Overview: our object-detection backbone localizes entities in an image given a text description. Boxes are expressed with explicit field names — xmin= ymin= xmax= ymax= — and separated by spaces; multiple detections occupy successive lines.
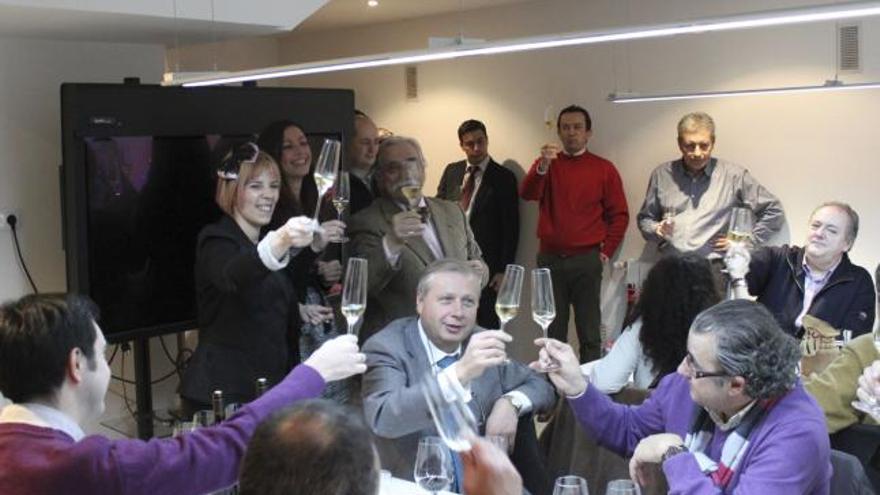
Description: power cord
xmin=7 ymin=215 xmax=38 ymax=294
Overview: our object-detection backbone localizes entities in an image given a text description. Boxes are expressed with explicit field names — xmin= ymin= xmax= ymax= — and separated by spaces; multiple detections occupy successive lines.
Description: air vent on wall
xmin=405 ymin=65 xmax=418 ymax=100
xmin=838 ymin=23 xmax=861 ymax=73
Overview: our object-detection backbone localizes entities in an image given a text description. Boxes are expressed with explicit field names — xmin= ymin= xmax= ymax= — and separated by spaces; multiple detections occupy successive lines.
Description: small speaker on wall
xmin=405 ymin=65 xmax=418 ymax=100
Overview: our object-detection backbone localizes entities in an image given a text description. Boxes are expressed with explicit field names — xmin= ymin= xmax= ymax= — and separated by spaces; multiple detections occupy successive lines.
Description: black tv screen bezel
xmin=60 ymin=83 xmax=354 ymax=343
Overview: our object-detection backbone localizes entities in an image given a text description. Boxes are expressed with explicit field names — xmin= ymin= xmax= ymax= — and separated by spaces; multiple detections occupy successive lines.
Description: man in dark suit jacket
xmin=348 ymin=136 xmax=488 ymax=340
xmin=437 ymin=120 xmax=520 ymax=329
xmin=362 ymin=259 xmax=555 ymax=494
xmin=346 ymin=110 xmax=379 ymax=215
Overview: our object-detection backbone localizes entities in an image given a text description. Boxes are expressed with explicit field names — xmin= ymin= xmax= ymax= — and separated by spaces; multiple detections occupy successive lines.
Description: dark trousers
xmin=477 ymin=286 xmax=501 ymax=329
xmin=538 ymin=249 xmax=602 ymax=363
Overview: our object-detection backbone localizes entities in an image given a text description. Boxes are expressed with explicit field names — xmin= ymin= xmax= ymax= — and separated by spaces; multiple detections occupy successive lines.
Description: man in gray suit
xmin=362 ymin=259 xmax=555 ymax=493
xmin=348 ymin=136 xmax=488 ymax=340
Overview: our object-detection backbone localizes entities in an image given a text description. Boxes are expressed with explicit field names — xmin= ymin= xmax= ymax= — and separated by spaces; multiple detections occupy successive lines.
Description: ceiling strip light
xmin=608 ymin=80 xmax=880 ymax=103
xmin=171 ymin=0 xmax=880 ymax=87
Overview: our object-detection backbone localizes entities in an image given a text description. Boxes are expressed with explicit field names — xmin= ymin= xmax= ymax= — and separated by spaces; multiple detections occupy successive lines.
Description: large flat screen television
xmin=61 ymin=83 xmax=354 ymax=343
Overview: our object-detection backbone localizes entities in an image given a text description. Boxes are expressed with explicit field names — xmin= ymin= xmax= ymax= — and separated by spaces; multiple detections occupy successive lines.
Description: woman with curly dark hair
xmin=590 ymin=253 xmax=721 ymax=393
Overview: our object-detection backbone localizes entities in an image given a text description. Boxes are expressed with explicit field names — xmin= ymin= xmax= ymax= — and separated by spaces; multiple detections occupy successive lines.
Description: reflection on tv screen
xmin=84 ymin=135 xmax=249 ymax=335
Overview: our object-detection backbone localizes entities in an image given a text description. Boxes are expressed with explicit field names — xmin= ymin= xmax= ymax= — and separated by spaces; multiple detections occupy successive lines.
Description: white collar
xmin=0 ymin=403 xmax=85 ymax=441
xmin=417 ymin=319 xmax=461 ymax=368
xmin=709 ymin=400 xmax=757 ymax=432
xmin=466 ymin=156 xmax=491 ymax=172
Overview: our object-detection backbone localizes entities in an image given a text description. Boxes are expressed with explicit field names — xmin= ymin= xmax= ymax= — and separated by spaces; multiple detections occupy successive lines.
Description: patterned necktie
xmin=459 ymin=165 xmax=478 ymax=211
xmin=435 ymin=353 xmax=464 ymax=493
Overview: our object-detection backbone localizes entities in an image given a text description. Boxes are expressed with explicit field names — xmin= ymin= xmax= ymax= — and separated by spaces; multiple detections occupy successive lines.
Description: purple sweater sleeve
xmin=106 ymin=364 xmax=325 ymax=495
xmin=567 ymin=380 xmax=667 ymax=457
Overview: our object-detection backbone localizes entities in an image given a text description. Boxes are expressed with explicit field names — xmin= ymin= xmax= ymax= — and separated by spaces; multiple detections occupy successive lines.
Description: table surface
xmin=381 ymin=475 xmax=455 ymax=495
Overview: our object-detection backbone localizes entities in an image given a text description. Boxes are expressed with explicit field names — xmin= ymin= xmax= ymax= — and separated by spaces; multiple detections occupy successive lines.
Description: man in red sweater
xmin=520 ymin=105 xmax=629 ymax=362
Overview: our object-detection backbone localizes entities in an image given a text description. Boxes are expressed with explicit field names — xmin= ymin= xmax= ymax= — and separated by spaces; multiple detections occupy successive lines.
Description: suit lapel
xmin=403 ymin=318 xmax=433 ymax=381
xmin=469 ymin=160 xmax=498 ymax=217
xmin=427 ymin=198 xmax=455 ymax=259
xmin=446 ymin=161 xmax=467 ymax=201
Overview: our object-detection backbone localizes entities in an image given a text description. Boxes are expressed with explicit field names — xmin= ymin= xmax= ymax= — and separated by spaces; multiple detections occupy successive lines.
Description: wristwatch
xmin=661 ymin=444 xmax=688 ymax=463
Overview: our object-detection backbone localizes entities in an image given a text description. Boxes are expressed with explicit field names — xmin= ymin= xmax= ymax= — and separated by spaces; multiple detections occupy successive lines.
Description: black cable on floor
xmin=7 ymin=215 xmax=38 ymax=294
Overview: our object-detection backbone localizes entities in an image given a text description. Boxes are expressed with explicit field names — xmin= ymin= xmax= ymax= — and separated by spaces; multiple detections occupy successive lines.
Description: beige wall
xmin=171 ymin=0 xmax=880 ymax=358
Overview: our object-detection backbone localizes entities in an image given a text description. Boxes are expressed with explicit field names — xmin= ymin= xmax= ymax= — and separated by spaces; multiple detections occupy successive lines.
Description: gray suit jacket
xmin=348 ymin=196 xmax=486 ymax=339
xmin=361 ymin=317 xmax=556 ymax=481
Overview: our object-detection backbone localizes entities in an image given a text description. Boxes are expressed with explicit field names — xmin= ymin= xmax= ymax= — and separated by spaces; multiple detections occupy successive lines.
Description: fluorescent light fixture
xmin=608 ymin=80 xmax=880 ymax=102
xmin=170 ymin=0 xmax=880 ymax=87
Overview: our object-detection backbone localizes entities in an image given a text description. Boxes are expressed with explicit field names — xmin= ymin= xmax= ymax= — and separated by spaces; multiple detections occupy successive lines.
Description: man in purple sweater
xmin=534 ymin=299 xmax=832 ymax=494
xmin=0 ymin=293 xmax=367 ymax=495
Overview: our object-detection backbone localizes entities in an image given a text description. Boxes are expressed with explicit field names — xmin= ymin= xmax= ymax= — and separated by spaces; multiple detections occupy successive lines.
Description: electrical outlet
xmin=0 ymin=210 xmax=19 ymax=231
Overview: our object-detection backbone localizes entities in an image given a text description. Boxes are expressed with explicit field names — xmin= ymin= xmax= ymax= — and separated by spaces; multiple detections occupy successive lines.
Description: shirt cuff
xmin=381 ymin=236 xmax=403 ymax=267
xmin=257 ymin=231 xmax=291 ymax=271
xmin=503 ymin=391 xmax=533 ymax=416
xmin=438 ymin=363 xmax=472 ymax=403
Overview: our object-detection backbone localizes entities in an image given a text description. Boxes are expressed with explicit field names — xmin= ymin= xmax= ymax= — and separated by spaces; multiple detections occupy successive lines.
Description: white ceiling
xmin=0 ymin=0 xmax=536 ymax=45
xmin=296 ymin=0 xmax=537 ymax=33
xmin=0 ymin=0 xmax=327 ymax=45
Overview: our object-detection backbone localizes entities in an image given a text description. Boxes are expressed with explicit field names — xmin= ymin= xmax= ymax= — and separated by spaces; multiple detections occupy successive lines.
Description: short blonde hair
xmin=215 ymin=150 xmax=280 ymax=216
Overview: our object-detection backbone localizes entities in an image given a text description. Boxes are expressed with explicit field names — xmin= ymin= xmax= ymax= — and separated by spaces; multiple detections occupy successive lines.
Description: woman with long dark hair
xmin=257 ymin=121 xmax=352 ymax=401
xmin=590 ymin=253 xmax=721 ymax=393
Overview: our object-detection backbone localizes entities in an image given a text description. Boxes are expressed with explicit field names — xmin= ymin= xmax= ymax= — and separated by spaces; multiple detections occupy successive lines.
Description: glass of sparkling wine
xmin=341 ymin=257 xmax=367 ymax=335
xmin=421 ymin=374 xmax=478 ymax=453
xmin=553 ymin=475 xmax=589 ymax=495
xmin=532 ymin=268 xmax=558 ymax=371
xmin=496 ymin=264 xmax=524 ymax=335
xmin=414 ymin=436 xmax=454 ymax=495
xmin=332 ymin=171 xmax=350 ymax=242
xmin=312 ymin=139 xmax=341 ymax=221
xmin=727 ymin=207 xmax=753 ymax=244
xmin=852 ymin=329 xmax=880 ymax=417
xmin=399 ymin=180 xmax=422 ymax=211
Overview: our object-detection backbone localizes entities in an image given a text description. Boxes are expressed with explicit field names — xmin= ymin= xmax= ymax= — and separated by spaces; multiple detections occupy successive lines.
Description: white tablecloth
xmin=380 ymin=475 xmax=455 ymax=495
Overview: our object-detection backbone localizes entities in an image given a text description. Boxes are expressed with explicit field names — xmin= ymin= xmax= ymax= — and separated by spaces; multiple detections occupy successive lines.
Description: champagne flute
xmin=312 ymin=139 xmax=341 ymax=222
xmin=727 ymin=207 xmax=753 ymax=244
xmin=414 ymin=436 xmax=454 ymax=495
xmin=495 ymin=264 xmax=524 ymax=334
xmin=341 ymin=257 xmax=368 ymax=336
xmin=852 ymin=328 xmax=880 ymax=416
xmin=606 ymin=479 xmax=640 ymax=495
xmin=553 ymin=475 xmax=589 ymax=495
xmin=532 ymin=268 xmax=559 ymax=371
xmin=332 ymin=171 xmax=350 ymax=242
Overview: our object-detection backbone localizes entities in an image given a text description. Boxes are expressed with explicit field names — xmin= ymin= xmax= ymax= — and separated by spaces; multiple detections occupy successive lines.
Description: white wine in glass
xmin=332 ymin=171 xmax=350 ymax=219
xmin=726 ymin=207 xmax=753 ymax=244
xmin=312 ymin=139 xmax=341 ymax=221
xmin=495 ymin=264 xmax=524 ymax=334
xmin=532 ymin=268 xmax=558 ymax=371
xmin=400 ymin=182 xmax=422 ymax=210
xmin=341 ymin=257 xmax=368 ymax=336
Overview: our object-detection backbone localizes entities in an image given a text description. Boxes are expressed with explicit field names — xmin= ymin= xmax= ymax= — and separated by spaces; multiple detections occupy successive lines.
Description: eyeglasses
xmin=684 ymin=353 xmax=730 ymax=380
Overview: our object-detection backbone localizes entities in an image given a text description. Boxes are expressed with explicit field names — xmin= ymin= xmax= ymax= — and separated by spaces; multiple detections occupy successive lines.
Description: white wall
xmin=0 ymin=36 xmax=164 ymax=301
xmin=171 ymin=0 xmax=880 ymax=358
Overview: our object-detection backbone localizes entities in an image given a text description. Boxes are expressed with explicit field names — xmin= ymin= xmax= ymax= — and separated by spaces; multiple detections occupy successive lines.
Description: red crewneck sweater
xmin=520 ymin=150 xmax=629 ymax=258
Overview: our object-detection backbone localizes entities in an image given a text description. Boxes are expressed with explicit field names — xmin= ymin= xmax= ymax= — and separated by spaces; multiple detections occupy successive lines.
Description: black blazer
xmin=349 ymin=173 xmax=374 ymax=216
xmin=437 ymin=159 xmax=519 ymax=276
xmin=180 ymin=215 xmax=299 ymax=404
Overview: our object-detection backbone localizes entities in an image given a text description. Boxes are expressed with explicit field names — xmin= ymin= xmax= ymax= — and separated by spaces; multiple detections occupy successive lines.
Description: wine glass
xmin=606 ymin=479 xmax=640 ymax=495
xmin=851 ymin=329 xmax=880 ymax=416
xmin=399 ymin=179 xmax=422 ymax=211
xmin=414 ymin=436 xmax=454 ymax=495
xmin=341 ymin=257 xmax=368 ymax=335
xmin=495 ymin=265 xmax=524 ymax=334
xmin=191 ymin=410 xmax=215 ymax=429
xmin=312 ymin=139 xmax=341 ymax=221
xmin=332 ymin=171 xmax=350 ymax=242
xmin=727 ymin=207 xmax=753 ymax=244
xmin=532 ymin=268 xmax=559 ymax=371
xmin=553 ymin=475 xmax=589 ymax=495
xmin=420 ymin=374 xmax=478 ymax=453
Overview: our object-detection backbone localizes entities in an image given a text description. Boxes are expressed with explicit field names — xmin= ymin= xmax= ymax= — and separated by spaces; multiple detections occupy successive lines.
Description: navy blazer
xmin=746 ymin=245 xmax=876 ymax=337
